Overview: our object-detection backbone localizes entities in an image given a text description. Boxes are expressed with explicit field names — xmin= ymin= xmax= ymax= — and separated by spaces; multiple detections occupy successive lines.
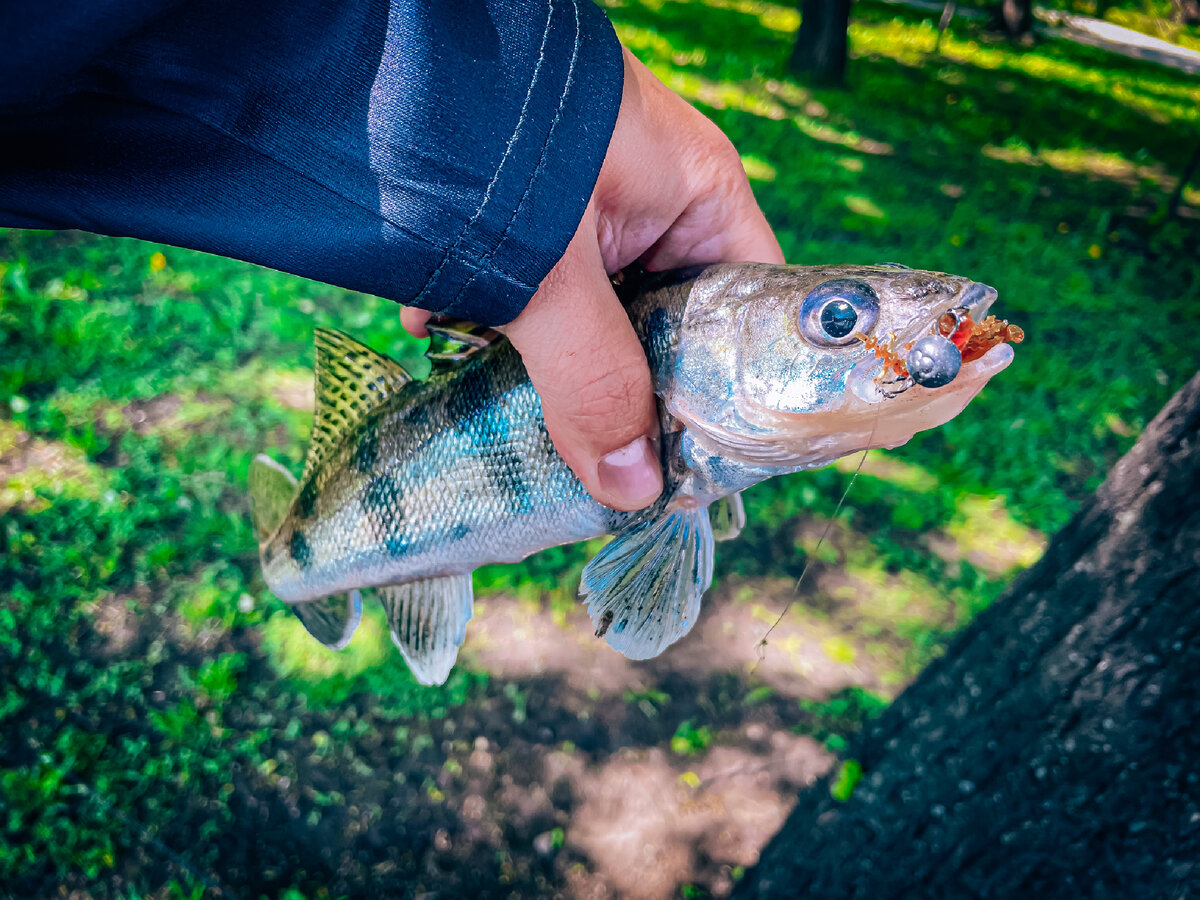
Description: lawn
xmin=1 ymin=1 xmax=1197 ymax=897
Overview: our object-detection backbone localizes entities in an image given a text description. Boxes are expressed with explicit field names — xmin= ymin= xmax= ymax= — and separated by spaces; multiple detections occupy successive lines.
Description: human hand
xmin=402 ymin=47 xmax=782 ymax=511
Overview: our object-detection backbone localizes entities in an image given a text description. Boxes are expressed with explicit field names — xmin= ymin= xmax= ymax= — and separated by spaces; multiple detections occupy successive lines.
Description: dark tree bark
xmin=789 ymin=0 xmax=853 ymax=86
xmin=735 ymin=370 xmax=1200 ymax=899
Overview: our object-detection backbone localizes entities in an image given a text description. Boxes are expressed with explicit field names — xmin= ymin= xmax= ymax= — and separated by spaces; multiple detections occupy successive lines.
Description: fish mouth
xmin=847 ymin=280 xmax=1002 ymax=402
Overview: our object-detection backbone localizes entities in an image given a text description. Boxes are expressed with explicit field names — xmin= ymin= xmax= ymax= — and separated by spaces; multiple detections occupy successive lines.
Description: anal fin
xmin=291 ymin=589 xmax=363 ymax=651
xmin=379 ymin=575 xmax=474 ymax=686
xmin=580 ymin=499 xmax=715 ymax=660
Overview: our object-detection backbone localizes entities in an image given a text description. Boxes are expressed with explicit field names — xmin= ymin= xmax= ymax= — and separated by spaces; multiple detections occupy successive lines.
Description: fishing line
xmin=751 ymin=408 xmax=881 ymax=669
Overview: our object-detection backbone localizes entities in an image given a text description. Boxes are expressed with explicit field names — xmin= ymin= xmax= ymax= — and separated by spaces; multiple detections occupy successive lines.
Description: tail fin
xmin=249 ymin=454 xmax=297 ymax=541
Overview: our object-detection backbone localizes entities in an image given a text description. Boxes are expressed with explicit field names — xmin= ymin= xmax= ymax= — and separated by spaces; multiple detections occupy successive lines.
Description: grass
xmin=2 ymin=0 xmax=1198 ymax=895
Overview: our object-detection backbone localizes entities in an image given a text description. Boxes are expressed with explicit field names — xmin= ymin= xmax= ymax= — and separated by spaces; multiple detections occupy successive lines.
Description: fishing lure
xmin=250 ymin=263 xmax=1021 ymax=684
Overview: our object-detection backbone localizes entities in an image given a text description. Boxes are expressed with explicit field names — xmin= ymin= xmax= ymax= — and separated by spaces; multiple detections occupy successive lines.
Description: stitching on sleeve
xmin=410 ymin=0 xmax=556 ymax=310
xmin=444 ymin=0 xmax=582 ymax=312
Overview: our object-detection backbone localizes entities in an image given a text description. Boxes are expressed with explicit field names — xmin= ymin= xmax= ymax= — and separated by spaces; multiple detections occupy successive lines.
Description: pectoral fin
xmin=580 ymin=500 xmax=715 ymax=660
xmin=379 ymin=575 xmax=474 ymax=686
xmin=709 ymin=492 xmax=745 ymax=542
xmin=290 ymin=590 xmax=363 ymax=650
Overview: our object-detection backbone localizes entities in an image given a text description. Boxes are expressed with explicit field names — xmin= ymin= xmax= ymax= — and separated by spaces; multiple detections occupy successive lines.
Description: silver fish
xmin=250 ymin=263 xmax=1018 ymax=685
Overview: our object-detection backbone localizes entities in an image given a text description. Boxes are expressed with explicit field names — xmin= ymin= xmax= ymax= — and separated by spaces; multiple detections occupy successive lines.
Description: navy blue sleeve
xmin=0 ymin=0 xmax=624 ymax=326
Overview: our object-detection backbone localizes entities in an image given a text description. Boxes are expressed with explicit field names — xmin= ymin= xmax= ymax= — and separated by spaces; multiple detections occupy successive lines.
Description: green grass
xmin=2 ymin=0 xmax=1199 ymax=894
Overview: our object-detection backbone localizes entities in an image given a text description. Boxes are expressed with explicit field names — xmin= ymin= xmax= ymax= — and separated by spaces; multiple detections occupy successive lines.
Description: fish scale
xmin=292 ymin=340 xmax=614 ymax=599
xmin=251 ymin=263 xmax=1021 ymax=684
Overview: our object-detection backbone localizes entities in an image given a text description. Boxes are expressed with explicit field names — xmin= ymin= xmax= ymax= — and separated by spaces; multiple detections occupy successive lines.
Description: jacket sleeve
xmin=0 ymin=0 xmax=624 ymax=326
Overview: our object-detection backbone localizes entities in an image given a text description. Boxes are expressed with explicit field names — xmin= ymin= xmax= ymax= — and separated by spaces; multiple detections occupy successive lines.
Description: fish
xmin=249 ymin=263 xmax=1021 ymax=685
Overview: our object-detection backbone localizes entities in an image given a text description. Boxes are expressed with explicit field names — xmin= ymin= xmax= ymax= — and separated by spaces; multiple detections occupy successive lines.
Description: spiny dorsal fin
xmin=424 ymin=316 xmax=502 ymax=363
xmin=249 ymin=453 xmax=298 ymax=541
xmin=305 ymin=329 xmax=413 ymax=480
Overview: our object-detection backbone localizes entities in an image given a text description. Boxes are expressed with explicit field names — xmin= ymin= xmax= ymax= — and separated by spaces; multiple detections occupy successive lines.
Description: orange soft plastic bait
xmin=938 ymin=311 xmax=1025 ymax=363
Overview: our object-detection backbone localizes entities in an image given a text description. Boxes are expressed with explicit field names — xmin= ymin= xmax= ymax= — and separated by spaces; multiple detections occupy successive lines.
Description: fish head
xmin=669 ymin=263 xmax=1016 ymax=468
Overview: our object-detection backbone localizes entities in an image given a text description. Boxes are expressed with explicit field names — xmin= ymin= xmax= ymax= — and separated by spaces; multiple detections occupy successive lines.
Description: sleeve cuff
xmin=400 ymin=0 xmax=625 ymax=325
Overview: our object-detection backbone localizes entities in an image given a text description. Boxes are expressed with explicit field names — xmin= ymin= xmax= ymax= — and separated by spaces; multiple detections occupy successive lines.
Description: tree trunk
xmin=735 ymin=370 xmax=1200 ymax=899
xmin=998 ymin=0 xmax=1033 ymax=38
xmin=789 ymin=0 xmax=853 ymax=86
xmin=1172 ymin=0 xmax=1200 ymax=26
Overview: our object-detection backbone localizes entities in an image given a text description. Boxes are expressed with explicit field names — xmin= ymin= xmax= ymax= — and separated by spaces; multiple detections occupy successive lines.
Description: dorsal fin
xmin=304 ymin=329 xmax=413 ymax=480
xmin=424 ymin=316 xmax=502 ymax=363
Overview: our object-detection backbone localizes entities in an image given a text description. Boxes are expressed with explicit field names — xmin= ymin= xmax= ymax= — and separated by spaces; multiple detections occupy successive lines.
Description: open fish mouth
xmin=848 ymin=280 xmax=1020 ymax=402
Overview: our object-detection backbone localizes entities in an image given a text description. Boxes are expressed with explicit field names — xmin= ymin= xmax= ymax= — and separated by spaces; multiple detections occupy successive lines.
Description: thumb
xmin=503 ymin=207 xmax=663 ymax=512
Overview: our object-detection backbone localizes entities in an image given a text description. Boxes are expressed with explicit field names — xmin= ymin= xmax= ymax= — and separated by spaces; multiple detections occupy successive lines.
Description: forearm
xmin=0 ymin=0 xmax=624 ymax=325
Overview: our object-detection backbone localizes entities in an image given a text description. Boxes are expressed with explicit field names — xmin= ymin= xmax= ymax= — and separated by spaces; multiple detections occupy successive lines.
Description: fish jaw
xmin=845 ymin=340 xmax=1014 ymax=451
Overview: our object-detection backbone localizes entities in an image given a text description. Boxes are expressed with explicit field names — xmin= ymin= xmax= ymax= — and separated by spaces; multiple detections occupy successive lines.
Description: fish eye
xmin=798 ymin=279 xmax=880 ymax=347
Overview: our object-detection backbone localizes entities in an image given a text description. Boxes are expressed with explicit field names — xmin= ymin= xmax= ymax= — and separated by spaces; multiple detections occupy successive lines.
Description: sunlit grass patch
xmin=693 ymin=0 xmax=799 ymax=32
xmin=263 ymin=602 xmax=391 ymax=683
xmin=934 ymin=494 xmax=1046 ymax=575
xmin=0 ymin=417 xmax=112 ymax=512
xmin=1102 ymin=6 xmax=1200 ymax=52
xmin=983 ymin=141 xmax=1200 ymax=200
xmin=741 ymin=153 xmax=779 ymax=181
xmin=834 ymin=450 xmax=938 ymax=493
xmin=853 ymin=13 xmax=1200 ymax=125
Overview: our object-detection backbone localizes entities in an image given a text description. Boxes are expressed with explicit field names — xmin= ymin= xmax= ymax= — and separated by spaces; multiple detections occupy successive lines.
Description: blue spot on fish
xmin=443 ymin=360 xmax=533 ymax=515
xmin=363 ymin=475 xmax=400 ymax=516
xmin=290 ymin=530 xmax=312 ymax=568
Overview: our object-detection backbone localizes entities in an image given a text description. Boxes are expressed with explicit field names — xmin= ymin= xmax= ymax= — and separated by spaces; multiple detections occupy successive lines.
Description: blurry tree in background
xmin=1172 ymin=0 xmax=1200 ymax=23
xmin=789 ymin=0 xmax=853 ymax=84
xmin=793 ymin=0 xmax=1038 ymax=87
xmin=997 ymin=0 xmax=1034 ymax=36
xmin=735 ymin=371 xmax=1200 ymax=898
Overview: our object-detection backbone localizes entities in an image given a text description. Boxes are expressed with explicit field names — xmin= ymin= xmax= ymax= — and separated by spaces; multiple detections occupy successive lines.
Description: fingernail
xmin=597 ymin=436 xmax=662 ymax=508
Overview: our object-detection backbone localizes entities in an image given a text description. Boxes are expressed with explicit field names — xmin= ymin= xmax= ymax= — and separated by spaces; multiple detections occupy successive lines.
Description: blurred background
xmin=1 ymin=0 xmax=1198 ymax=896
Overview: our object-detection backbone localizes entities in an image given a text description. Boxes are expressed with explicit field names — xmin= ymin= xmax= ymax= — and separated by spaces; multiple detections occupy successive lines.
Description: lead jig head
xmin=906 ymin=334 xmax=962 ymax=388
